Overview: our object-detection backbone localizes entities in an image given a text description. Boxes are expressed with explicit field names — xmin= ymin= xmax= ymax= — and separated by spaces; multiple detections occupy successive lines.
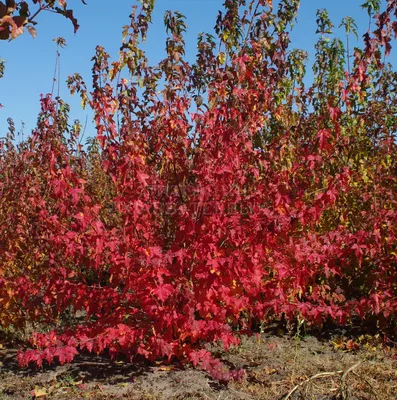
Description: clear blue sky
xmin=0 ymin=0 xmax=393 ymax=139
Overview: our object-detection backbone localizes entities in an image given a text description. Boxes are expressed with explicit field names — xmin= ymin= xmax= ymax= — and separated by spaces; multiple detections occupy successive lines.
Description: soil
xmin=1 ymin=332 xmax=396 ymax=400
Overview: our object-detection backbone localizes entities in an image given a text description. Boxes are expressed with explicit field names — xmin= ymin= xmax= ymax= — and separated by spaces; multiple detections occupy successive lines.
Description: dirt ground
xmin=1 ymin=331 xmax=397 ymax=400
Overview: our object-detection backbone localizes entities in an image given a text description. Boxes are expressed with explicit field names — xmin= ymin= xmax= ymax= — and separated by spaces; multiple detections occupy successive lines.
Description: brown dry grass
xmin=1 ymin=333 xmax=396 ymax=400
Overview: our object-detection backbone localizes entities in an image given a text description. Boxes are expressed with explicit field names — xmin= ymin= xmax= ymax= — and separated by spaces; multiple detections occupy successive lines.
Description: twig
xmin=283 ymin=361 xmax=362 ymax=400
xmin=28 ymin=5 xmax=47 ymax=24
xmin=340 ymin=361 xmax=363 ymax=400
xmin=96 ymin=384 xmax=104 ymax=394
xmin=283 ymin=371 xmax=342 ymax=399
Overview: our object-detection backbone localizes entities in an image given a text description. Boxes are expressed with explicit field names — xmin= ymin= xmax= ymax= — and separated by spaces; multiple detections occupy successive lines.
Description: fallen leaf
xmin=264 ymin=367 xmax=277 ymax=375
xmin=30 ymin=387 xmax=47 ymax=398
xmin=159 ymin=365 xmax=175 ymax=371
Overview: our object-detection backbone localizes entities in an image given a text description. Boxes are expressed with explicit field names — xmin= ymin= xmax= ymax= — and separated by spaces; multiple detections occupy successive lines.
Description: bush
xmin=0 ymin=0 xmax=396 ymax=381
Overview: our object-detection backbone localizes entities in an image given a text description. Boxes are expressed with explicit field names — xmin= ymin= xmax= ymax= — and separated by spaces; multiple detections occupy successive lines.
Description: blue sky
xmin=0 ymin=0 xmax=393 ymax=139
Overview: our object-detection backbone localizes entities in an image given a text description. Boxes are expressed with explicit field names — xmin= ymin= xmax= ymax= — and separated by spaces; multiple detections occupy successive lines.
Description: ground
xmin=1 ymin=330 xmax=396 ymax=400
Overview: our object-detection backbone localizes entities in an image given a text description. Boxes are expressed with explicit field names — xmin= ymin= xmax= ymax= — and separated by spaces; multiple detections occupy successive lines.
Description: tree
xmin=0 ymin=0 xmax=396 ymax=381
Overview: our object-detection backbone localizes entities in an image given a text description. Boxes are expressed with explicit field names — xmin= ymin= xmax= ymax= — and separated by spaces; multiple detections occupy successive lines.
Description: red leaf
xmin=153 ymin=284 xmax=175 ymax=302
xmin=316 ymin=129 xmax=332 ymax=151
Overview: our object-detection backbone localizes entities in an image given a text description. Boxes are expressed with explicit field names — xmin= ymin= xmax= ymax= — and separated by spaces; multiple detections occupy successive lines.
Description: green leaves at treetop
xmin=361 ymin=0 xmax=381 ymax=17
xmin=339 ymin=16 xmax=358 ymax=39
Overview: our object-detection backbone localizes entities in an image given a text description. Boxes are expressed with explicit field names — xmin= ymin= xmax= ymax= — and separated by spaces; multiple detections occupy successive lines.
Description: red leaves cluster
xmin=1 ymin=0 xmax=397 ymax=381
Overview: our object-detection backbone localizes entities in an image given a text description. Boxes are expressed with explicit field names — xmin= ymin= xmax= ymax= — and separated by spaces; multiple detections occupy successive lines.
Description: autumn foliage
xmin=0 ymin=0 xmax=396 ymax=381
xmin=0 ymin=0 xmax=85 ymax=40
